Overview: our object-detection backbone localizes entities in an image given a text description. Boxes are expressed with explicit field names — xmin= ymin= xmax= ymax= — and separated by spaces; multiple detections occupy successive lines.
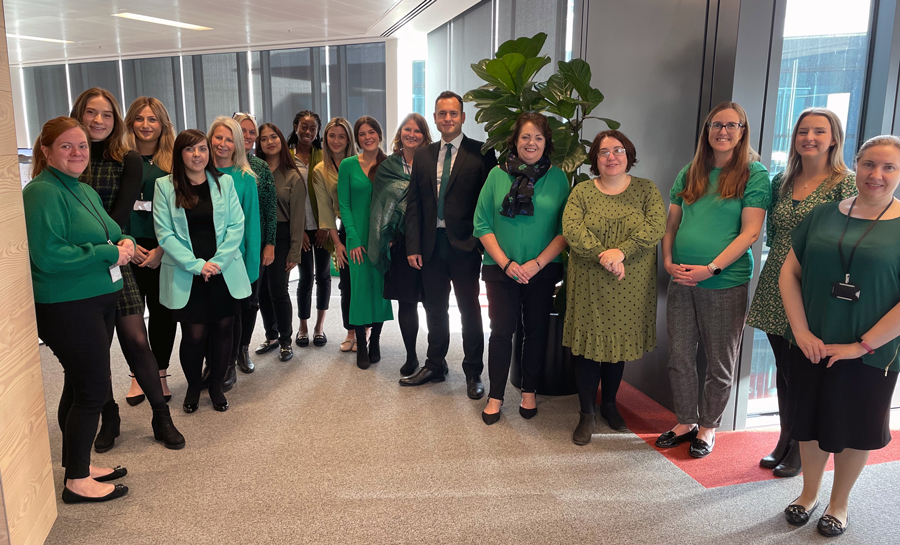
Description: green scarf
xmin=368 ymin=153 xmax=410 ymax=274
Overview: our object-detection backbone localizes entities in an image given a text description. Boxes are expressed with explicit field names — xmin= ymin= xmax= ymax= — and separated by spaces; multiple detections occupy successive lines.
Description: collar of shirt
xmin=441 ymin=133 xmax=464 ymax=151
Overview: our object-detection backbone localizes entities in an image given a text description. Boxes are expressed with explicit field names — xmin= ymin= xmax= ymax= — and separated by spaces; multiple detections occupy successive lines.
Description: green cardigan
xmin=24 ymin=167 xmax=134 ymax=304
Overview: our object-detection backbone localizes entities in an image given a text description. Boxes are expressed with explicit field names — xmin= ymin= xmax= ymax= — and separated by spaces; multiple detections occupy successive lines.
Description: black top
xmin=81 ymin=140 xmax=143 ymax=228
xmin=185 ymin=182 xmax=217 ymax=261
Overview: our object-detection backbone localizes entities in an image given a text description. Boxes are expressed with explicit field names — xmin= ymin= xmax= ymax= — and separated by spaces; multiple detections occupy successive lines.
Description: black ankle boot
xmin=599 ymin=402 xmax=627 ymax=431
xmin=368 ymin=337 xmax=381 ymax=364
xmin=760 ymin=430 xmax=792 ymax=468
xmin=773 ymin=440 xmax=802 ymax=477
xmin=222 ymin=361 xmax=237 ymax=393
xmin=151 ymin=407 xmax=185 ymax=450
xmin=94 ymin=400 xmax=121 ymax=453
xmin=237 ymin=345 xmax=255 ymax=373
xmin=573 ymin=412 xmax=595 ymax=445
xmin=356 ymin=343 xmax=371 ymax=370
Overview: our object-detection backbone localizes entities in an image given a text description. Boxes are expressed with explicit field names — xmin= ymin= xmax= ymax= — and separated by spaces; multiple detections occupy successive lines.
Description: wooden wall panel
xmin=0 ymin=1 xmax=59 ymax=543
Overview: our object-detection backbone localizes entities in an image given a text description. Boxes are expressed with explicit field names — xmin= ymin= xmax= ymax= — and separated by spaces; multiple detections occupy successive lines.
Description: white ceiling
xmin=3 ymin=0 xmax=473 ymax=66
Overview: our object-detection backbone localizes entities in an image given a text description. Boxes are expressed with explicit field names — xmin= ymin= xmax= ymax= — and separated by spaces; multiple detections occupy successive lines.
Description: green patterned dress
xmin=562 ymin=177 xmax=666 ymax=362
xmin=747 ymin=171 xmax=857 ymax=336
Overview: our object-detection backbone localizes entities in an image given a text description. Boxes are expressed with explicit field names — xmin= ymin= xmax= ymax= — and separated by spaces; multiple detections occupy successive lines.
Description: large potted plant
xmin=464 ymin=32 xmax=618 ymax=395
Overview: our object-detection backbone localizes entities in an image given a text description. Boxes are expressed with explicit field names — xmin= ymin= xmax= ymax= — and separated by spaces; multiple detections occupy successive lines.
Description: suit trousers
xmin=421 ymin=229 xmax=484 ymax=377
xmin=259 ymin=222 xmax=294 ymax=343
xmin=666 ymin=280 xmax=748 ymax=429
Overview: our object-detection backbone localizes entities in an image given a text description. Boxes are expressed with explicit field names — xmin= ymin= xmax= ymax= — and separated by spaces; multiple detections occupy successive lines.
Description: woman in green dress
xmin=779 ymin=135 xmax=900 ymax=537
xmin=747 ymin=108 xmax=856 ymax=478
xmin=563 ymin=130 xmax=666 ymax=443
xmin=338 ymin=116 xmax=394 ymax=369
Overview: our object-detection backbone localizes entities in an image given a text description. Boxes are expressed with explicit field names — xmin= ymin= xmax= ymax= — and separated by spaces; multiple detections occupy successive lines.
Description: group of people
xmin=22 ymin=86 xmax=899 ymax=539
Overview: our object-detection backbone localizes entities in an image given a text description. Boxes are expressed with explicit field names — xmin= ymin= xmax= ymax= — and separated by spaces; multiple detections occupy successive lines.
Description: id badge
xmin=831 ymin=281 xmax=860 ymax=302
xmin=133 ymin=200 xmax=152 ymax=212
xmin=110 ymin=265 xmax=122 ymax=283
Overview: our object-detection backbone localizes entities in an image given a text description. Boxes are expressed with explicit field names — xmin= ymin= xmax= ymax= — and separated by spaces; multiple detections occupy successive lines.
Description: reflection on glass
xmin=748 ymin=0 xmax=872 ymax=419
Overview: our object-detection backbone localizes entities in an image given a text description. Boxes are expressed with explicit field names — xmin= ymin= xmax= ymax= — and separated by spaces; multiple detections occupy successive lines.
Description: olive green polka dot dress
xmin=562 ymin=177 xmax=666 ymax=362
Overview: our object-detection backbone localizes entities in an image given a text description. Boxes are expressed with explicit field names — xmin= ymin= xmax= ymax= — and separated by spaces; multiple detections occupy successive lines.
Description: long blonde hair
xmin=322 ymin=117 xmax=356 ymax=174
xmin=31 ymin=117 xmax=89 ymax=178
xmin=780 ymin=107 xmax=851 ymax=197
xmin=208 ymin=116 xmax=256 ymax=179
xmin=680 ymin=102 xmax=760 ymax=205
xmin=124 ymin=97 xmax=175 ymax=173
xmin=70 ymin=87 xmax=129 ymax=162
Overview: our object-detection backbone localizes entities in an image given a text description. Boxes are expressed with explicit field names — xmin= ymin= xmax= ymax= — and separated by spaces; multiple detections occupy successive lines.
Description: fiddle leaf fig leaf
xmin=496 ymin=33 xmax=547 ymax=59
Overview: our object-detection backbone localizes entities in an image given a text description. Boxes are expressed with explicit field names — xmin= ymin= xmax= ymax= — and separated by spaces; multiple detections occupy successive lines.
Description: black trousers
xmin=297 ymin=228 xmax=332 ymax=320
xmin=484 ymin=264 xmax=558 ymax=400
xmin=421 ymin=229 xmax=484 ymax=377
xmin=767 ymin=333 xmax=793 ymax=441
xmin=338 ymin=225 xmax=351 ymax=331
xmin=36 ymin=292 xmax=118 ymax=480
xmin=130 ymin=239 xmax=176 ymax=369
xmin=260 ymin=222 xmax=294 ymax=343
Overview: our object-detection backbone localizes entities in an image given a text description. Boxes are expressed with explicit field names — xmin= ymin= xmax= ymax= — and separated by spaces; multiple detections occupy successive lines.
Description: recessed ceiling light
xmin=7 ymin=34 xmax=75 ymax=44
xmin=111 ymin=12 xmax=213 ymax=31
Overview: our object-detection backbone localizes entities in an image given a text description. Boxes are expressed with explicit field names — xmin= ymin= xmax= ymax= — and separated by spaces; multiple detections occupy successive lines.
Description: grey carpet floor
xmin=38 ymin=297 xmax=900 ymax=545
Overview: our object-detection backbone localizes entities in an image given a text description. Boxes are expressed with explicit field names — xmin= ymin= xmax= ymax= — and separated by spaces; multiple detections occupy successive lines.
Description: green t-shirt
xmin=786 ymin=202 xmax=900 ymax=373
xmin=128 ymin=155 xmax=168 ymax=240
xmin=669 ymin=161 xmax=771 ymax=289
xmin=473 ymin=165 xmax=570 ymax=266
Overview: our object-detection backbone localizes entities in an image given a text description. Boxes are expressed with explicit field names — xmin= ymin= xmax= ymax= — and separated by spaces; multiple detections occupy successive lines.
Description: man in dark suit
xmin=400 ymin=91 xmax=497 ymax=399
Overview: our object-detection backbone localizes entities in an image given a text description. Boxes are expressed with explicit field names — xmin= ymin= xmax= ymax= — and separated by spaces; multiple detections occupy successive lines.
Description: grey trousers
xmin=666 ymin=280 xmax=748 ymax=429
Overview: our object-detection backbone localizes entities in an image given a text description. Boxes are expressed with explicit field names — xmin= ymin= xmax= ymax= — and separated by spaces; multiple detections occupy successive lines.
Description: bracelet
xmin=859 ymin=338 xmax=875 ymax=355
xmin=534 ymin=258 xmax=542 ymax=269
xmin=503 ymin=258 xmax=514 ymax=273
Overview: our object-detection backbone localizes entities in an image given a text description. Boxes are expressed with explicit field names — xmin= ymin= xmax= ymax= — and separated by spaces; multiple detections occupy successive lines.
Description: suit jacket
xmin=153 ymin=172 xmax=252 ymax=310
xmin=406 ymin=135 xmax=497 ymax=261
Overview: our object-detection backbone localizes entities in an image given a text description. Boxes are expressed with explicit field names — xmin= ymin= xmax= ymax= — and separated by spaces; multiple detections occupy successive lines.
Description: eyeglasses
xmin=232 ymin=112 xmax=256 ymax=121
xmin=708 ymin=122 xmax=744 ymax=133
xmin=598 ymin=147 xmax=626 ymax=158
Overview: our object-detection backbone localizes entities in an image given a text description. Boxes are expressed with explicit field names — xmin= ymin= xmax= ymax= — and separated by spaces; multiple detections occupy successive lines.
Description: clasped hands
xmin=505 ymin=260 xmax=541 ymax=284
xmin=200 ymin=261 xmax=221 ymax=281
xmin=130 ymin=244 xmax=163 ymax=269
xmin=599 ymin=248 xmax=625 ymax=281
xmin=793 ymin=329 xmax=868 ymax=367
xmin=115 ymin=239 xmax=135 ymax=266
xmin=666 ymin=262 xmax=713 ymax=286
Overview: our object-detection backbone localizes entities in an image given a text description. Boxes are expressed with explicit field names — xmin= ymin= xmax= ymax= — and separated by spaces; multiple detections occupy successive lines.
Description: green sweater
xmin=24 ymin=167 xmax=134 ymax=304
xmin=128 ymin=155 xmax=168 ymax=239
xmin=219 ymin=165 xmax=262 ymax=283
xmin=473 ymin=165 xmax=569 ymax=265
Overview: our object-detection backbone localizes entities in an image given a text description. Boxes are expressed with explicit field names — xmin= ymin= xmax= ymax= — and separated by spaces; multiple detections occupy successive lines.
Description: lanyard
xmin=50 ymin=170 xmax=113 ymax=245
xmin=330 ymin=155 xmax=340 ymax=173
xmin=837 ymin=197 xmax=893 ymax=282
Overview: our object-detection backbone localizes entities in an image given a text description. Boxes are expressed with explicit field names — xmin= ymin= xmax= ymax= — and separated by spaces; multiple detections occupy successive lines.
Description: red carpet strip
xmin=614 ymin=382 xmax=900 ymax=489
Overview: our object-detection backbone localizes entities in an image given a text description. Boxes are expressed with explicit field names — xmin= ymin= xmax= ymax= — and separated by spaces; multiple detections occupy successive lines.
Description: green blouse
xmin=747 ymin=171 xmax=857 ymax=336
xmin=248 ymin=154 xmax=277 ymax=247
xmin=473 ymin=165 xmax=569 ymax=266
xmin=786 ymin=202 xmax=900 ymax=373
xmin=670 ymin=161 xmax=771 ymax=289
xmin=128 ymin=156 xmax=168 ymax=239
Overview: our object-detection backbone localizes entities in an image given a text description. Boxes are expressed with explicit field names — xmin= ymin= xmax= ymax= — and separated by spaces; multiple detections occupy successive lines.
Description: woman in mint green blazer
xmin=153 ymin=129 xmax=250 ymax=414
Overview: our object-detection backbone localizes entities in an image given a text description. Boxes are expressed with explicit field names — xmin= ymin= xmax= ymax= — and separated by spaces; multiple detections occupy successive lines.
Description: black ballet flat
xmin=213 ymin=401 xmax=229 ymax=412
xmin=62 ymin=484 xmax=128 ymax=504
xmin=94 ymin=466 xmax=128 ymax=483
xmin=313 ymin=333 xmax=327 ymax=347
xmin=817 ymin=513 xmax=848 ymax=537
xmin=784 ymin=500 xmax=818 ymax=526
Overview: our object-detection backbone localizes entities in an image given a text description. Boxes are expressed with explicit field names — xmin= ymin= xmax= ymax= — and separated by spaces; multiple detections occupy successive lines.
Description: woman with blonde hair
xmin=208 ymin=116 xmax=264 ymax=370
xmin=71 ymin=88 xmax=184 ymax=452
xmin=311 ymin=117 xmax=358 ymax=351
xmin=748 ymin=108 xmax=856 ymax=478
xmin=369 ymin=113 xmax=432 ymax=375
xmin=656 ymin=102 xmax=770 ymax=458
xmin=122 ymin=96 xmax=177 ymax=406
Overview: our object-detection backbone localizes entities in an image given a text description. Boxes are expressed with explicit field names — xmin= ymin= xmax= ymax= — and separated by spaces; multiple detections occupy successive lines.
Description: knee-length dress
xmin=562 ymin=177 xmax=666 ymax=362
xmin=337 ymin=155 xmax=393 ymax=326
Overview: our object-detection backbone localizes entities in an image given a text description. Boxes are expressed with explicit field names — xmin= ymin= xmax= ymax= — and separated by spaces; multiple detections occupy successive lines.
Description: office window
xmin=68 ymin=61 xmax=121 ymax=106
xmin=121 ymin=58 xmax=179 ymax=128
xmin=412 ymin=61 xmax=426 ymax=115
xmin=747 ymin=0 xmax=873 ymax=418
xmin=450 ymin=0 xmax=493 ymax=140
xmin=345 ymin=43 xmax=386 ymax=127
xmin=22 ymin=65 xmax=69 ymax=142
xmin=269 ymin=47 xmax=314 ymax=130
xmin=199 ymin=53 xmax=241 ymax=131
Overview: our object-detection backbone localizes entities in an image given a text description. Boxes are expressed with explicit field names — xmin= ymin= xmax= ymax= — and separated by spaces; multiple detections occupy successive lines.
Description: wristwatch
xmin=707 ymin=262 xmax=722 ymax=276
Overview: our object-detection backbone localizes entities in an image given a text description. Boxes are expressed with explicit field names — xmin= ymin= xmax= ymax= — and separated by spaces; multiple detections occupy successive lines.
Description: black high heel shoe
xmin=482 ymin=400 xmax=503 ymax=425
xmin=125 ymin=374 xmax=145 ymax=406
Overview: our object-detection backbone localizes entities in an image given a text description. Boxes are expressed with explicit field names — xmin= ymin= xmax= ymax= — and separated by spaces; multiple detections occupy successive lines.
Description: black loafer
xmin=93 ymin=466 xmax=128 ymax=483
xmin=62 ymin=484 xmax=128 ymax=504
xmin=466 ymin=375 xmax=485 ymax=400
xmin=655 ymin=427 xmax=698 ymax=448
xmin=313 ymin=333 xmax=327 ymax=347
xmin=295 ymin=333 xmax=310 ymax=347
xmin=784 ymin=500 xmax=818 ymax=526
xmin=689 ymin=435 xmax=715 ymax=458
xmin=817 ymin=513 xmax=847 ymax=537
xmin=279 ymin=343 xmax=293 ymax=362
xmin=255 ymin=339 xmax=279 ymax=354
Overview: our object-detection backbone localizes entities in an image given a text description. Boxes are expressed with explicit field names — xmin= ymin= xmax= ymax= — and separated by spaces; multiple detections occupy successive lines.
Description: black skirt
xmin=383 ymin=237 xmax=424 ymax=303
xmin=787 ymin=344 xmax=897 ymax=453
xmin=172 ymin=275 xmax=241 ymax=324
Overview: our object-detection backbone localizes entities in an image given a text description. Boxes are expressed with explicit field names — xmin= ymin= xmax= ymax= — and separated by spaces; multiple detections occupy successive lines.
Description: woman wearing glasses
xmin=564 ymin=130 xmax=666 ymax=443
xmin=232 ymin=112 xmax=277 ymax=370
xmin=655 ymin=102 xmax=770 ymax=458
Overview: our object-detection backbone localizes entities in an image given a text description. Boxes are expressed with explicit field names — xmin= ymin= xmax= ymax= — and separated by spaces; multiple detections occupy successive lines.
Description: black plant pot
xmin=509 ymin=312 xmax=577 ymax=396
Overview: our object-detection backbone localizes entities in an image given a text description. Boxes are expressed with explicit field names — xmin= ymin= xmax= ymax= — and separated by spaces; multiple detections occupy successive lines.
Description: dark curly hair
xmin=288 ymin=110 xmax=322 ymax=150
xmin=506 ymin=112 xmax=554 ymax=159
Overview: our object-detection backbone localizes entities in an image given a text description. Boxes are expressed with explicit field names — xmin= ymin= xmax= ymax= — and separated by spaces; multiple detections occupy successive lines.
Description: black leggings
xmin=37 ymin=292 xmax=118 ymax=480
xmin=114 ymin=313 xmax=167 ymax=409
xmin=337 ymin=226 xmax=351 ymax=331
xmin=575 ymin=355 xmax=625 ymax=414
xmin=260 ymin=222 xmax=294 ymax=343
xmin=766 ymin=333 xmax=793 ymax=440
xmin=131 ymin=239 xmax=176 ymax=369
xmin=297 ymin=229 xmax=332 ymax=319
xmin=232 ymin=280 xmax=258 ymax=359
xmin=180 ymin=316 xmax=234 ymax=405
xmin=398 ymin=301 xmax=419 ymax=363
